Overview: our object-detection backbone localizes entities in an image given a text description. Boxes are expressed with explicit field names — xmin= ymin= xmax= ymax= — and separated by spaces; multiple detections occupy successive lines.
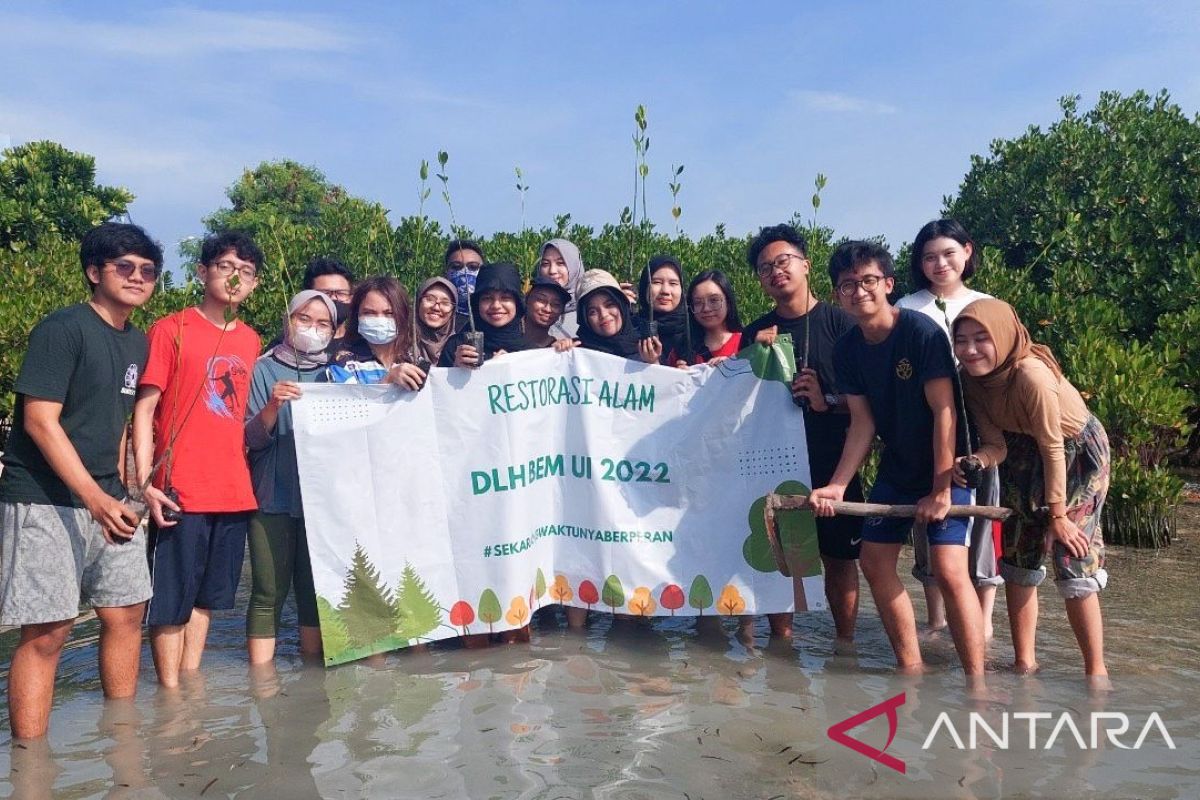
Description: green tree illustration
xmin=533 ymin=568 xmax=547 ymax=609
xmin=393 ymin=562 xmax=443 ymax=643
xmin=478 ymin=588 xmax=503 ymax=633
xmin=338 ymin=542 xmax=396 ymax=648
xmin=601 ymin=574 xmax=625 ymax=611
xmin=743 ymin=480 xmax=822 ymax=577
xmin=688 ymin=575 xmax=713 ymax=615
xmin=316 ymin=595 xmax=351 ymax=661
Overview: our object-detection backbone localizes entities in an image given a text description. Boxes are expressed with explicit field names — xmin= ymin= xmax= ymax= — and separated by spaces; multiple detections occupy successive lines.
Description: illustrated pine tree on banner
xmin=316 ymin=595 xmax=351 ymax=659
xmin=393 ymin=562 xmax=443 ymax=643
xmin=338 ymin=542 xmax=396 ymax=649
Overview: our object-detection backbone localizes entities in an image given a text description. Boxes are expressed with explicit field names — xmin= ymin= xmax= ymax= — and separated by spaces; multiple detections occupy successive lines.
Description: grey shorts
xmin=0 ymin=502 xmax=152 ymax=626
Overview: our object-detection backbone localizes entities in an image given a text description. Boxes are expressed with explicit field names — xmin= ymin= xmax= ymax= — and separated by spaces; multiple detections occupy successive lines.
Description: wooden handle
xmin=763 ymin=493 xmax=1011 ymax=579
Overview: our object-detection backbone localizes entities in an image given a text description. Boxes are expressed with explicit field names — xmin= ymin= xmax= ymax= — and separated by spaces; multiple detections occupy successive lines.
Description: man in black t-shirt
xmin=0 ymin=223 xmax=162 ymax=738
xmin=741 ymin=224 xmax=862 ymax=648
xmin=808 ymin=241 xmax=984 ymax=679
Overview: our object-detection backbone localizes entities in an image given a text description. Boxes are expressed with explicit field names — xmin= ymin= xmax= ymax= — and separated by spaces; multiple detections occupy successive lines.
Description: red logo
xmin=827 ymin=692 xmax=907 ymax=774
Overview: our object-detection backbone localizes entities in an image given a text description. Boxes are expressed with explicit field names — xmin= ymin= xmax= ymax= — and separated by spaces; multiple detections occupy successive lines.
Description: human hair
xmin=199 ymin=230 xmax=264 ymax=271
xmin=345 ymin=275 xmax=412 ymax=359
xmin=747 ymin=224 xmax=808 ymax=270
xmin=684 ymin=270 xmax=742 ymax=361
xmin=79 ymin=222 xmax=164 ymax=290
xmin=302 ymin=256 xmax=354 ymax=289
xmin=909 ymin=218 xmax=978 ymax=290
xmin=444 ymin=238 xmax=484 ymax=264
xmin=827 ymin=240 xmax=895 ymax=286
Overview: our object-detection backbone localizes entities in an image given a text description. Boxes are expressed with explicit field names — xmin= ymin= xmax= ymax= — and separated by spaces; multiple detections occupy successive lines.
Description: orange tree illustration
xmin=627 ymin=587 xmax=656 ymax=616
xmin=550 ymin=574 xmax=574 ymax=603
xmin=505 ymin=595 xmax=530 ymax=626
xmin=716 ymin=584 xmax=747 ymax=616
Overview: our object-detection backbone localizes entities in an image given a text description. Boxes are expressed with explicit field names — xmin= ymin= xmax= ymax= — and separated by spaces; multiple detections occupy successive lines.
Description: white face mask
xmin=358 ymin=316 xmax=398 ymax=345
xmin=292 ymin=324 xmax=332 ymax=354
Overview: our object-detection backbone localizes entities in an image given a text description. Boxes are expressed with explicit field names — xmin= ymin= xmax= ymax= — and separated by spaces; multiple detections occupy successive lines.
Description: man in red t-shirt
xmin=133 ymin=231 xmax=262 ymax=688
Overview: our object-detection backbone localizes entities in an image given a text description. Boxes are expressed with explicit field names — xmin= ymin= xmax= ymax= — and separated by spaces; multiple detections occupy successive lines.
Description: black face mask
xmin=333 ymin=301 xmax=351 ymax=325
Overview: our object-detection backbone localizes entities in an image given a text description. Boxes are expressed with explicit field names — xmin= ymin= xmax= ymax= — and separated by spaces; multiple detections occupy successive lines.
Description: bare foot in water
xmin=832 ymin=637 xmax=857 ymax=656
xmin=1012 ymin=660 xmax=1040 ymax=675
xmin=1087 ymin=673 xmax=1113 ymax=694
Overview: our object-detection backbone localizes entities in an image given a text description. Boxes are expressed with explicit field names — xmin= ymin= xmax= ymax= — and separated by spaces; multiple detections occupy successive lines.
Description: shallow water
xmin=2 ymin=518 xmax=1198 ymax=799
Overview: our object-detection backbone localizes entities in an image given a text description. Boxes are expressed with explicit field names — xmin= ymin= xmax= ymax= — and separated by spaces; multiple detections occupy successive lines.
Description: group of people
xmin=0 ymin=216 xmax=1111 ymax=739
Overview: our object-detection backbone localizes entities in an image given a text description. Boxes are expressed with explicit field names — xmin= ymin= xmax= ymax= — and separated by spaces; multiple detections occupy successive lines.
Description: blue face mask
xmin=448 ymin=269 xmax=477 ymax=316
xmin=357 ymin=316 xmax=397 ymax=345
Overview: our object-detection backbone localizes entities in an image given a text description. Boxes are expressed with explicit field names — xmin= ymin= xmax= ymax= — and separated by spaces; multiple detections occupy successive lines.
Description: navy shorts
xmin=146 ymin=512 xmax=250 ymax=627
xmin=861 ymin=479 xmax=972 ymax=547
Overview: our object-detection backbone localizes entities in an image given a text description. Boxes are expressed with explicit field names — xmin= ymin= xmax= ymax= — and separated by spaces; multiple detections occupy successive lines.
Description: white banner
xmin=294 ymin=347 xmax=824 ymax=665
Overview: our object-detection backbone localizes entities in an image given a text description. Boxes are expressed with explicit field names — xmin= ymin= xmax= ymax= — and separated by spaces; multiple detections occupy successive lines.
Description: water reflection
xmin=1 ymin=538 xmax=1198 ymax=798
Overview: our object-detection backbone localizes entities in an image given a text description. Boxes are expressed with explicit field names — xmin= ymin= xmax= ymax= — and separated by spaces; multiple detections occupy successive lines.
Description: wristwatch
xmin=823 ymin=393 xmax=840 ymax=409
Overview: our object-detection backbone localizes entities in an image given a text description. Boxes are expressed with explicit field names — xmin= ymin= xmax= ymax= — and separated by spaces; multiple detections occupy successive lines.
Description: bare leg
xmin=8 ymin=619 xmax=73 ymax=738
xmin=299 ymin=625 xmax=324 ymax=659
xmin=924 ymin=584 xmax=947 ymax=630
xmin=247 ymin=636 xmax=276 ymax=665
xmin=1064 ymin=593 xmax=1107 ymax=676
xmin=930 ymin=545 xmax=985 ymax=676
xmin=95 ymin=603 xmax=146 ymax=698
xmin=565 ymin=607 xmax=588 ymax=630
xmin=766 ymin=612 xmax=792 ymax=637
xmin=976 ymin=584 xmax=997 ymax=642
xmin=859 ymin=543 xmax=922 ymax=672
xmin=150 ymin=625 xmax=184 ymax=688
xmin=822 ymin=555 xmax=859 ymax=645
xmin=181 ymin=608 xmax=211 ymax=671
xmin=1005 ymin=582 xmax=1039 ymax=673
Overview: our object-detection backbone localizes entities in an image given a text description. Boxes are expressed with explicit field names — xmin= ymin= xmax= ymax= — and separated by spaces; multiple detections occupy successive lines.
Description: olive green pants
xmin=247 ymin=513 xmax=320 ymax=638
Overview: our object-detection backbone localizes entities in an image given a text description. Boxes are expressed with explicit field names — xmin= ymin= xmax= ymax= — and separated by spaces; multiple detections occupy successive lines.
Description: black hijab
xmin=577 ymin=286 xmax=642 ymax=359
xmin=635 ymin=254 xmax=688 ymax=363
xmin=438 ymin=262 xmax=529 ymax=365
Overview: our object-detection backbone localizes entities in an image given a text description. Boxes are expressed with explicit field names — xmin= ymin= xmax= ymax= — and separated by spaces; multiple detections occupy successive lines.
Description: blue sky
xmin=2 ymin=1 xmax=1197 ymax=269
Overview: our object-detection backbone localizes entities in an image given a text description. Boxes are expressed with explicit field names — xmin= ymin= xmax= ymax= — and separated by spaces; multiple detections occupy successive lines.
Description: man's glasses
xmin=105 ymin=259 xmax=160 ymax=282
xmin=755 ymin=252 xmax=804 ymax=278
xmin=208 ymin=260 xmax=258 ymax=280
xmin=448 ymin=261 xmax=482 ymax=271
xmin=321 ymin=289 xmax=352 ymax=301
xmin=690 ymin=296 xmax=726 ymax=311
xmin=836 ymin=274 xmax=886 ymax=297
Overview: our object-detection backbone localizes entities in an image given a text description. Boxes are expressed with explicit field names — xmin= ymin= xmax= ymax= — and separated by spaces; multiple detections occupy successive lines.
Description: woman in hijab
xmin=575 ymin=269 xmax=660 ymax=362
xmin=326 ymin=276 xmax=425 ymax=390
xmin=634 ymin=254 xmax=688 ymax=365
xmin=414 ymin=276 xmax=459 ymax=367
xmin=245 ymin=290 xmax=337 ymax=663
xmin=536 ymin=238 xmax=585 ymax=338
xmin=440 ymin=262 xmax=532 ymax=367
xmin=952 ymin=298 xmax=1110 ymax=679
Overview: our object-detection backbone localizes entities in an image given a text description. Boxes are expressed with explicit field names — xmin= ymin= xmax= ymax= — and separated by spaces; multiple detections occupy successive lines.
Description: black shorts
xmin=810 ymin=449 xmax=864 ymax=561
xmin=146 ymin=511 xmax=250 ymax=627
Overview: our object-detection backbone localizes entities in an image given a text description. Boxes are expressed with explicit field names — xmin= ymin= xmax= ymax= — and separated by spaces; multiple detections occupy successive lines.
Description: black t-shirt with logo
xmin=742 ymin=301 xmax=856 ymax=475
xmin=834 ymin=309 xmax=962 ymax=494
xmin=0 ymin=303 xmax=148 ymax=507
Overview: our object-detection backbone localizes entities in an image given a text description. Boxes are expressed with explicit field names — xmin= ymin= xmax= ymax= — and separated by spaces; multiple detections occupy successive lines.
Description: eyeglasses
xmin=321 ymin=289 xmax=353 ymax=301
xmin=292 ymin=312 xmax=333 ymax=333
xmin=755 ymin=252 xmax=805 ymax=278
xmin=421 ymin=297 xmax=455 ymax=311
xmin=690 ymin=296 xmax=726 ymax=311
xmin=836 ymin=274 xmax=887 ymax=297
xmin=104 ymin=259 xmax=160 ymax=282
xmin=447 ymin=261 xmax=482 ymax=271
xmin=208 ymin=260 xmax=258 ymax=281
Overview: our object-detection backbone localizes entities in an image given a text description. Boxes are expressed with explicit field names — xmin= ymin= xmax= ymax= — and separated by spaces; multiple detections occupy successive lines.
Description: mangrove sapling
xmin=669 ymin=163 xmax=684 ymax=238
xmin=436 ymin=150 xmax=462 ymax=240
xmin=933 ymin=295 xmax=982 ymax=489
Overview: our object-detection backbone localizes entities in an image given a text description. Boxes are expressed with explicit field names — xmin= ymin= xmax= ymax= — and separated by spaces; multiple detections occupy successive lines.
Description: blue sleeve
xmin=834 ymin=335 xmax=863 ymax=396
xmin=14 ymin=314 xmax=79 ymax=402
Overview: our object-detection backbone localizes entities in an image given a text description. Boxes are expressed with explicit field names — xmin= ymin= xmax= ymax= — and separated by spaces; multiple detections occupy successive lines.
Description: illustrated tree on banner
xmin=339 ymin=543 xmax=397 ymax=648
xmin=393 ymin=563 xmax=443 ymax=643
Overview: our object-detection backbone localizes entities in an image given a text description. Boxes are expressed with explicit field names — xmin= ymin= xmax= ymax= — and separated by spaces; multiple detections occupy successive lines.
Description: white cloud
xmin=793 ymin=90 xmax=898 ymax=115
xmin=0 ymin=7 xmax=354 ymax=58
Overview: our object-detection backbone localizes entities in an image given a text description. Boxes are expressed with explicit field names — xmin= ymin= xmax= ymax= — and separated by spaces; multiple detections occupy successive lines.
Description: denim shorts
xmin=861 ymin=478 xmax=972 ymax=547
